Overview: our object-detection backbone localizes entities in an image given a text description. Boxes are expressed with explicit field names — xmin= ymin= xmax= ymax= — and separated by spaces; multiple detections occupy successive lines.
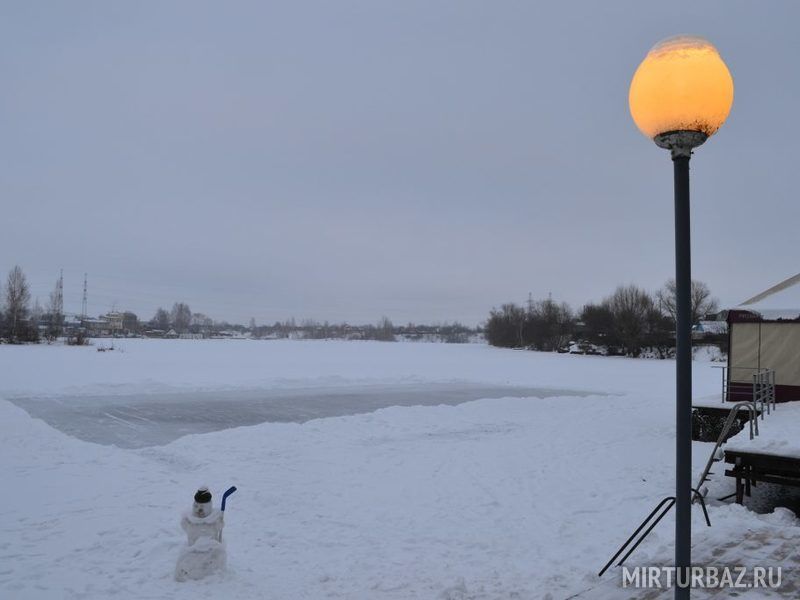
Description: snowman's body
xmin=181 ymin=509 xmax=224 ymax=545
xmin=175 ymin=490 xmax=227 ymax=581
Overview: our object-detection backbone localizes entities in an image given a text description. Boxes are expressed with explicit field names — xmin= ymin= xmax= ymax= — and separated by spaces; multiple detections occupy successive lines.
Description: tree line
xmin=485 ymin=281 xmax=719 ymax=357
xmin=0 ymin=265 xmax=66 ymax=343
xmin=0 ymin=265 xmax=480 ymax=344
xmin=249 ymin=318 xmax=474 ymax=343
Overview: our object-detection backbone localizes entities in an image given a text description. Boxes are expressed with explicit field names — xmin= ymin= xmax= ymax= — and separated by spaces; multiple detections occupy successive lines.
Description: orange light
xmin=629 ymin=35 xmax=734 ymax=140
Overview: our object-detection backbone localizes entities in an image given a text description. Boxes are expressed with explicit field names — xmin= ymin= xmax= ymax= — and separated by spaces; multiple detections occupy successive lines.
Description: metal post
xmin=653 ymin=130 xmax=707 ymax=600
xmin=772 ymin=370 xmax=776 ymax=410
xmin=721 ymin=367 xmax=726 ymax=403
xmin=673 ymin=151 xmax=692 ymax=599
xmin=753 ymin=374 xmax=759 ymax=415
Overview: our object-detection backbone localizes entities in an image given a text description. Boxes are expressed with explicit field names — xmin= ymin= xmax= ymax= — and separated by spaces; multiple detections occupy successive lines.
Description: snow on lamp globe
xmin=629 ymin=34 xmax=733 ymax=155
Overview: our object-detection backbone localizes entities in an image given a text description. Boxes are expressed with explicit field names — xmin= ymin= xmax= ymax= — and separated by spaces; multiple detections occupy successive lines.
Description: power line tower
xmin=81 ymin=273 xmax=88 ymax=320
xmin=54 ymin=269 xmax=64 ymax=316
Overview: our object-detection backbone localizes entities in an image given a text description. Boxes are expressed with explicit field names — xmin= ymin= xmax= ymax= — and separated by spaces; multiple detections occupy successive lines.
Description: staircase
xmin=695 ymin=367 xmax=776 ymax=502
xmin=598 ymin=367 xmax=776 ymax=577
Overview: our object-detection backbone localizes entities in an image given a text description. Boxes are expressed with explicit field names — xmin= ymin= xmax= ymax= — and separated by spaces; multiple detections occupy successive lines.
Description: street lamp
xmin=629 ymin=35 xmax=733 ymax=599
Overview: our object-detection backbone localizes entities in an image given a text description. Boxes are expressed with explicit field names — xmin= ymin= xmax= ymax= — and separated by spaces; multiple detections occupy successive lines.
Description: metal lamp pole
xmin=656 ymin=130 xmax=707 ymax=599
xmin=630 ymin=34 xmax=733 ymax=600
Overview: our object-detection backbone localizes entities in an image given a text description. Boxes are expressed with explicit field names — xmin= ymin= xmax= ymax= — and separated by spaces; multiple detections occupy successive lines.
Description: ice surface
xmin=10 ymin=383 xmax=591 ymax=448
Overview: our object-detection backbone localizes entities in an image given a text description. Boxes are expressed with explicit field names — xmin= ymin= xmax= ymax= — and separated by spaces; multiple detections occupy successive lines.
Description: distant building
xmin=102 ymin=312 xmax=124 ymax=332
xmin=82 ymin=318 xmax=110 ymax=336
xmin=692 ymin=320 xmax=727 ymax=339
xmin=179 ymin=333 xmax=204 ymax=340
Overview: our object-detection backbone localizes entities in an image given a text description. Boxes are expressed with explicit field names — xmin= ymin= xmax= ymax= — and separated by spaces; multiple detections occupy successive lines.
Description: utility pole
xmin=81 ymin=273 xmax=88 ymax=321
xmin=54 ymin=270 xmax=64 ymax=335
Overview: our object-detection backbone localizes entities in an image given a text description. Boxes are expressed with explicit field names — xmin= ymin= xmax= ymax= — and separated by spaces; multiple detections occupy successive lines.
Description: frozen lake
xmin=10 ymin=382 xmax=593 ymax=448
xmin=6 ymin=340 xmax=766 ymax=600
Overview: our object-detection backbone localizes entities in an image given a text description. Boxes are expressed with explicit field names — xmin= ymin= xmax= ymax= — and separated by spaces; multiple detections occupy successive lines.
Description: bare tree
xmin=524 ymin=298 xmax=574 ymax=351
xmin=485 ymin=303 xmax=527 ymax=348
xmin=5 ymin=265 xmax=32 ymax=342
xmin=151 ymin=307 xmax=171 ymax=331
xmin=46 ymin=273 xmax=65 ymax=341
xmin=580 ymin=302 xmax=617 ymax=347
xmin=171 ymin=302 xmax=192 ymax=333
xmin=608 ymin=284 xmax=654 ymax=356
xmin=374 ymin=316 xmax=396 ymax=342
xmin=656 ymin=279 xmax=719 ymax=324
xmin=191 ymin=312 xmax=213 ymax=336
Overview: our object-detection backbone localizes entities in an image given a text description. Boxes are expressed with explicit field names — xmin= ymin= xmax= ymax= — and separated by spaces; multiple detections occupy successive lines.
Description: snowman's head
xmin=192 ymin=486 xmax=213 ymax=517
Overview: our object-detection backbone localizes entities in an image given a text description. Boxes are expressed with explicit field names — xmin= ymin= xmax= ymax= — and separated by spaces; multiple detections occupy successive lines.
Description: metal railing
xmin=693 ymin=401 xmax=758 ymax=502
xmin=713 ymin=366 xmax=776 ymax=411
xmin=598 ymin=489 xmax=710 ymax=577
xmin=599 ymin=366 xmax=777 ymax=577
xmin=695 ymin=366 xmax=777 ymax=504
xmin=752 ymin=369 xmax=776 ymax=418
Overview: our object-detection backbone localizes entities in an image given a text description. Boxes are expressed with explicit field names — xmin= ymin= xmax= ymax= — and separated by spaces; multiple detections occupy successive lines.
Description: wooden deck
xmin=724 ymin=449 xmax=800 ymax=505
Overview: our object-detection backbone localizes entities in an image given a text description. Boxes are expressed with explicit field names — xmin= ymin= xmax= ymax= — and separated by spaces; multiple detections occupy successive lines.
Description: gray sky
xmin=2 ymin=1 xmax=799 ymax=326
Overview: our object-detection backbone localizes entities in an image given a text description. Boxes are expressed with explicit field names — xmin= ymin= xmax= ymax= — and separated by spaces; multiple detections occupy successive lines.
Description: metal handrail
xmin=693 ymin=401 xmax=758 ymax=503
xmin=598 ymin=496 xmax=674 ymax=577
xmin=600 ymin=367 xmax=777 ymax=577
xmin=751 ymin=370 xmax=776 ymax=417
xmin=715 ymin=366 xmax=775 ymax=406
xmin=694 ymin=366 xmax=777 ymax=506
xmin=598 ymin=489 xmax=710 ymax=577
xmin=770 ymin=370 xmax=776 ymax=409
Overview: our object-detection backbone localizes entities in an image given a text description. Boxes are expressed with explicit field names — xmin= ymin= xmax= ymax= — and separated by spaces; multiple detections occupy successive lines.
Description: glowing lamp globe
xmin=629 ymin=35 xmax=733 ymax=151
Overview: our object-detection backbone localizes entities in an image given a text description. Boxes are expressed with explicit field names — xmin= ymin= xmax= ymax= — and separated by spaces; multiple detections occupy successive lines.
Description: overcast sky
xmin=2 ymin=1 xmax=799 ymax=326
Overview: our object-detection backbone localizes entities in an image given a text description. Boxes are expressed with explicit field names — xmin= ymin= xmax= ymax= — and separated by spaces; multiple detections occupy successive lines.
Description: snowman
xmin=174 ymin=486 xmax=227 ymax=581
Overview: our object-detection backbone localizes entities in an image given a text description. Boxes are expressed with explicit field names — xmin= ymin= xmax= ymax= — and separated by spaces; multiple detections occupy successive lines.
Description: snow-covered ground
xmin=1 ymin=339 xmax=798 ymax=599
xmin=727 ymin=401 xmax=800 ymax=459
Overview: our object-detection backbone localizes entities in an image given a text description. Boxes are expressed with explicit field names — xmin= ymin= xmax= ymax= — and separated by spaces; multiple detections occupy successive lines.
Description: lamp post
xmin=629 ymin=35 xmax=734 ymax=599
